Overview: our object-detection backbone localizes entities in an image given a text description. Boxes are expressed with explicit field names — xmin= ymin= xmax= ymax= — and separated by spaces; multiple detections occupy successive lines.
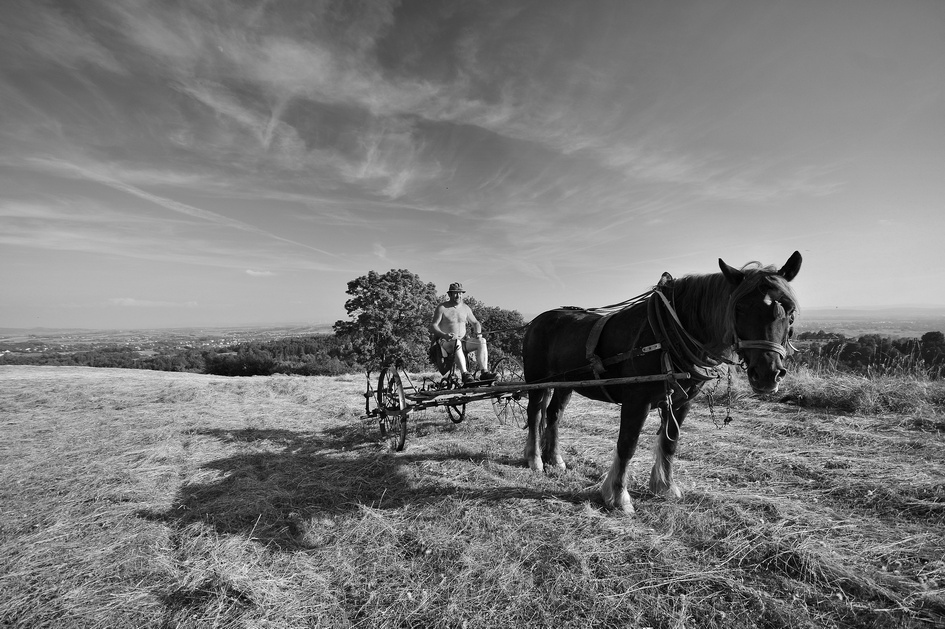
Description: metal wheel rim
xmin=490 ymin=357 xmax=527 ymax=428
xmin=377 ymin=368 xmax=407 ymax=451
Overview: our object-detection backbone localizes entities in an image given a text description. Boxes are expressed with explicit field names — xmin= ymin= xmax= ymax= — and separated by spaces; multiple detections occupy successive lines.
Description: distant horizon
xmin=4 ymin=1 xmax=945 ymax=328
xmin=5 ymin=304 xmax=945 ymax=335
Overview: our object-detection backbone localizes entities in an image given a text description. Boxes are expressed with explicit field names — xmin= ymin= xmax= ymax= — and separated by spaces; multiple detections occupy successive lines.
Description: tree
xmin=921 ymin=331 xmax=945 ymax=370
xmin=334 ymin=269 xmax=439 ymax=370
xmin=459 ymin=296 xmax=527 ymax=359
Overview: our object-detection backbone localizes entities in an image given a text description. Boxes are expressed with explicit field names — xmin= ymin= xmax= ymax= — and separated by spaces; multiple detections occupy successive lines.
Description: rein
xmin=647 ymin=287 xmax=738 ymax=378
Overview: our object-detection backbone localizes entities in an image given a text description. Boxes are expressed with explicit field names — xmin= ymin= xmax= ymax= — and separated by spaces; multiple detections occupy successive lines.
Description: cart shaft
xmin=414 ymin=372 xmax=691 ymax=398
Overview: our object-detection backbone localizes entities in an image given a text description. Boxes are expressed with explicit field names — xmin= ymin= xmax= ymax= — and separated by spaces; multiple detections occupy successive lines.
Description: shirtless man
xmin=429 ymin=282 xmax=495 ymax=384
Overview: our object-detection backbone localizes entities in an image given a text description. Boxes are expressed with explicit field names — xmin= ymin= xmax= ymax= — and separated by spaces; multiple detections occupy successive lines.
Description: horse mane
xmin=667 ymin=262 xmax=800 ymax=354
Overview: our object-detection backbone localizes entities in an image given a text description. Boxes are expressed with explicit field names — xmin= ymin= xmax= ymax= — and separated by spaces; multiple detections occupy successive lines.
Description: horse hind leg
xmin=648 ymin=401 xmax=689 ymax=499
xmin=524 ymin=389 xmax=551 ymax=472
xmin=541 ymin=388 xmax=571 ymax=470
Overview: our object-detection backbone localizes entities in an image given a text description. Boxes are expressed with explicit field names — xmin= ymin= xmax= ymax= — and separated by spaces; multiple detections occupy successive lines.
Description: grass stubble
xmin=1 ymin=364 xmax=943 ymax=628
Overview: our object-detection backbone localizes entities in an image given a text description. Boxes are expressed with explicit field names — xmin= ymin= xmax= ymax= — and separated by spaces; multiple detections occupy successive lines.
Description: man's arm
xmin=429 ymin=306 xmax=444 ymax=339
xmin=465 ymin=306 xmax=483 ymax=338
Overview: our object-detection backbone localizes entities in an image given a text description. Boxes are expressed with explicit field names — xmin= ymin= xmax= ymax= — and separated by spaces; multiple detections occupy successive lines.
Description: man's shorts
xmin=437 ymin=335 xmax=485 ymax=358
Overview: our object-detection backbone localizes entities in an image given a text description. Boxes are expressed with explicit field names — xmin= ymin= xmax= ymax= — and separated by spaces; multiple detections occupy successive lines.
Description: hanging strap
xmin=585 ymin=312 xmax=614 ymax=376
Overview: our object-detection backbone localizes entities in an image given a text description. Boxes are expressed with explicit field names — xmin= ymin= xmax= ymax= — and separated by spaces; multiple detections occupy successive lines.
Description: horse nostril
xmin=775 ymin=368 xmax=787 ymax=382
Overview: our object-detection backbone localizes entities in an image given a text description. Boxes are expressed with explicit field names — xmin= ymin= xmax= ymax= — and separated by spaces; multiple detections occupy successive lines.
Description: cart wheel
xmin=491 ymin=356 xmax=527 ymax=427
xmin=446 ymin=402 xmax=466 ymax=423
xmin=377 ymin=368 xmax=408 ymax=451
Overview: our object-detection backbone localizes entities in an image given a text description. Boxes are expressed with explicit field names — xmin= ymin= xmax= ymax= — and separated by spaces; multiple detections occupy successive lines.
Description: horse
xmin=521 ymin=251 xmax=802 ymax=514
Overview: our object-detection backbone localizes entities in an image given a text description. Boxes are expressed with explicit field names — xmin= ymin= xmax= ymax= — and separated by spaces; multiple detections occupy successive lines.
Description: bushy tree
xmin=921 ymin=331 xmax=945 ymax=368
xmin=334 ymin=269 xmax=439 ymax=370
xmin=459 ymin=296 xmax=527 ymax=358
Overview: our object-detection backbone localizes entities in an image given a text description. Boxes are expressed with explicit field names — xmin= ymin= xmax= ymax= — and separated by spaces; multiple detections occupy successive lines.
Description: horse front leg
xmin=542 ymin=388 xmax=571 ymax=470
xmin=524 ymin=389 xmax=550 ymax=472
xmin=649 ymin=400 xmax=691 ymax=499
xmin=602 ymin=397 xmax=650 ymax=515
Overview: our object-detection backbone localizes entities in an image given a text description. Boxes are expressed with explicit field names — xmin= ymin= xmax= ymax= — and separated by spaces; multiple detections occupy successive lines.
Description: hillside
xmin=1 ymin=365 xmax=943 ymax=628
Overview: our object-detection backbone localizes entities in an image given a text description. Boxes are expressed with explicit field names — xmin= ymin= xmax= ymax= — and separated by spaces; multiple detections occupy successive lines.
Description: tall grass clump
xmin=778 ymin=362 xmax=945 ymax=417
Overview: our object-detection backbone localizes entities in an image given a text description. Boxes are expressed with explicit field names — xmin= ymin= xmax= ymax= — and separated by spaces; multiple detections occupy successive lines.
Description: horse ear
xmin=778 ymin=251 xmax=803 ymax=282
xmin=719 ymin=259 xmax=744 ymax=285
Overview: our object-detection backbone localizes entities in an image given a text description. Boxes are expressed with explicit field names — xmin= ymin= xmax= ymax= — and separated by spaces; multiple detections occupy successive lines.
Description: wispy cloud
xmin=0 ymin=4 xmax=125 ymax=74
xmin=0 ymin=197 xmax=344 ymax=274
xmin=25 ymin=157 xmax=342 ymax=258
xmin=245 ymin=269 xmax=275 ymax=277
xmin=109 ymin=298 xmax=197 ymax=308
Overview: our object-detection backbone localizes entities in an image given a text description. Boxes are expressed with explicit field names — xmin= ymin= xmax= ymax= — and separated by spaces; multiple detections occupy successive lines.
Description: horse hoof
xmin=601 ymin=487 xmax=635 ymax=515
xmin=662 ymin=485 xmax=683 ymax=500
xmin=526 ymin=456 xmax=544 ymax=472
xmin=649 ymin=479 xmax=682 ymax=500
xmin=544 ymin=455 xmax=567 ymax=471
xmin=610 ymin=497 xmax=635 ymax=516
xmin=616 ymin=501 xmax=636 ymax=515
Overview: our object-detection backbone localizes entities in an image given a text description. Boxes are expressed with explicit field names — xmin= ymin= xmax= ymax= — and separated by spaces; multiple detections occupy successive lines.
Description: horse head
xmin=720 ymin=251 xmax=802 ymax=394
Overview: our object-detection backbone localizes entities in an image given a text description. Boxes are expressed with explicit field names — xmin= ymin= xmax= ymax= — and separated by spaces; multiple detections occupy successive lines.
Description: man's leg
xmin=452 ymin=339 xmax=469 ymax=374
xmin=438 ymin=338 xmax=466 ymax=376
xmin=463 ymin=337 xmax=492 ymax=378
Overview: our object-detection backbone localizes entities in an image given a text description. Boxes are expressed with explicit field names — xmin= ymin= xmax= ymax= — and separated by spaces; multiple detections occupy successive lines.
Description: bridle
xmin=731 ymin=301 xmax=797 ymax=365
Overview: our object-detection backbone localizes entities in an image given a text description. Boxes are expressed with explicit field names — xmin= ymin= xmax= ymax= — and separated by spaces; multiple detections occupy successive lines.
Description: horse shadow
xmin=137 ymin=422 xmax=617 ymax=550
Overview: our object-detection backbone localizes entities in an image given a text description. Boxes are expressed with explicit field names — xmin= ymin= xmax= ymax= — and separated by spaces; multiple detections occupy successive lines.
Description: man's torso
xmin=437 ymin=302 xmax=472 ymax=337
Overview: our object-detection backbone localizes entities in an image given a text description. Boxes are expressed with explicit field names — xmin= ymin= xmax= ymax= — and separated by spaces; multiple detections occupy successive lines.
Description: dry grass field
xmin=1 ymin=365 xmax=944 ymax=628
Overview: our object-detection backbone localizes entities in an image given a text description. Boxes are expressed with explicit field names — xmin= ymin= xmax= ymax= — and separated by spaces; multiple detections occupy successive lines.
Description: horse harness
xmin=572 ymin=272 xmax=795 ymax=414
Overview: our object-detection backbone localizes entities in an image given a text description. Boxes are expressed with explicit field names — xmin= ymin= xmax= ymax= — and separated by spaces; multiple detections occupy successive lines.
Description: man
xmin=429 ymin=282 xmax=495 ymax=385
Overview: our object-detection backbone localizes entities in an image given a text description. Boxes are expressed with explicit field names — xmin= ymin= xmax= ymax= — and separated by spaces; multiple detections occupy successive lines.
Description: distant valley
xmin=0 ymin=324 xmax=335 ymax=354
xmin=796 ymin=307 xmax=945 ymax=339
xmin=3 ymin=307 xmax=945 ymax=355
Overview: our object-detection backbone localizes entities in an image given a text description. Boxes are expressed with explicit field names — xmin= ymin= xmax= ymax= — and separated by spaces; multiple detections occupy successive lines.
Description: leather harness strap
xmin=648 ymin=290 xmax=736 ymax=380
xmin=585 ymin=312 xmax=613 ymax=377
xmin=573 ymin=271 xmax=793 ymax=407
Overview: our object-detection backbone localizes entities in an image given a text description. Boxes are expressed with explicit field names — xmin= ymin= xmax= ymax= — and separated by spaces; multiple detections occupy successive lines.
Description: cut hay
xmin=1 ymin=365 xmax=943 ymax=628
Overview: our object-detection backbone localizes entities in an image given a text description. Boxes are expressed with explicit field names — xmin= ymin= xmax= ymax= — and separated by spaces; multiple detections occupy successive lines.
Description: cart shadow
xmin=136 ymin=424 xmax=622 ymax=550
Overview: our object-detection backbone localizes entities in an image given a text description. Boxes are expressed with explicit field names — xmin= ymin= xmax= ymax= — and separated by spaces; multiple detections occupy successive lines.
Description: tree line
xmin=793 ymin=330 xmax=945 ymax=378
xmin=0 ymin=345 xmax=207 ymax=372
xmin=2 ymin=270 xmax=527 ymax=377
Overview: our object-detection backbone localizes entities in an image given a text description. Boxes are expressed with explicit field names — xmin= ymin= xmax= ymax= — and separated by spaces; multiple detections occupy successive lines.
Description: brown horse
xmin=522 ymin=251 xmax=802 ymax=514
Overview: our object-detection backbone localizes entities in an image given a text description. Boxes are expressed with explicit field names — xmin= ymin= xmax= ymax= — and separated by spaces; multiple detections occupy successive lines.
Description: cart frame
xmin=363 ymin=356 xmax=690 ymax=451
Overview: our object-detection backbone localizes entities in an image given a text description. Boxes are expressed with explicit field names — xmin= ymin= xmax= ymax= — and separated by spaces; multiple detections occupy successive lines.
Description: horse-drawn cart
xmin=362 ymin=355 xmax=690 ymax=451
xmin=363 ymin=356 xmax=527 ymax=451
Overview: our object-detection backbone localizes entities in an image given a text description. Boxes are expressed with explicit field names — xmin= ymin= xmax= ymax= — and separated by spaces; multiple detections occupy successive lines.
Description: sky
xmin=2 ymin=0 xmax=945 ymax=330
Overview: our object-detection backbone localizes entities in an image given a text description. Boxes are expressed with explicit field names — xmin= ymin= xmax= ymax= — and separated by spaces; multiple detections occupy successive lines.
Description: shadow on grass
xmin=137 ymin=423 xmax=613 ymax=551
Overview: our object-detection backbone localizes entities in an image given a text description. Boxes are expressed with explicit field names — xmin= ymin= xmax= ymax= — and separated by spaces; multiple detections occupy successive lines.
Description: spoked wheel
xmin=377 ymin=368 xmax=408 ymax=451
xmin=437 ymin=371 xmax=467 ymax=424
xmin=491 ymin=356 xmax=527 ymax=427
